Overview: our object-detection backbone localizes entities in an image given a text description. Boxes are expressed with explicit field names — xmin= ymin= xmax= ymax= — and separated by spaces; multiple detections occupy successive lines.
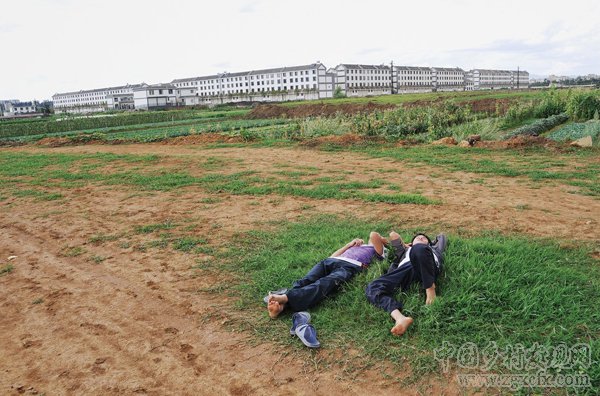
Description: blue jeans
xmin=285 ymin=258 xmax=362 ymax=312
xmin=365 ymin=243 xmax=441 ymax=313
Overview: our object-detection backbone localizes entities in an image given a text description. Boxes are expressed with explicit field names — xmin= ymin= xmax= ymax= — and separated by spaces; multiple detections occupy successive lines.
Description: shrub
xmin=333 ymin=86 xmax=346 ymax=99
xmin=351 ymin=104 xmax=474 ymax=140
xmin=499 ymin=101 xmax=537 ymax=128
xmin=533 ymin=89 xmax=568 ymax=118
xmin=567 ymin=90 xmax=600 ymax=121
xmin=299 ymin=115 xmax=351 ymax=137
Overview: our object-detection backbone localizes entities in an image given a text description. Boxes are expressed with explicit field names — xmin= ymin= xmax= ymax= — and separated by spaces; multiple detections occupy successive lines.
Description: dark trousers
xmin=286 ymin=258 xmax=361 ymax=312
xmin=365 ymin=243 xmax=440 ymax=313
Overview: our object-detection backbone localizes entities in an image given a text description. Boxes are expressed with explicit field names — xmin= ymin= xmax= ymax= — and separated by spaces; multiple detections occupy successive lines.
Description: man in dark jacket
xmin=365 ymin=231 xmax=447 ymax=336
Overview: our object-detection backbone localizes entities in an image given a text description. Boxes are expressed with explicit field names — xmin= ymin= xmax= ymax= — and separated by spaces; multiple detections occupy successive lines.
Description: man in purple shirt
xmin=267 ymin=231 xmax=388 ymax=318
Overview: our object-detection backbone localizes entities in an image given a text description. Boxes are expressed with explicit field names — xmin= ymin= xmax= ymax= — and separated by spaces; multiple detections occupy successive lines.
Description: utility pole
xmin=517 ymin=66 xmax=520 ymax=90
xmin=390 ymin=60 xmax=395 ymax=94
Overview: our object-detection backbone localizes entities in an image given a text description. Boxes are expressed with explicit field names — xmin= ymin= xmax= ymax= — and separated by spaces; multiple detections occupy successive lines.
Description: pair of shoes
xmin=291 ymin=311 xmax=320 ymax=348
xmin=262 ymin=288 xmax=288 ymax=304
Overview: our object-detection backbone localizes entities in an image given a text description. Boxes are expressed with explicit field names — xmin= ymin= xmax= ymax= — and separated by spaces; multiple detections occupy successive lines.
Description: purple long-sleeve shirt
xmin=337 ymin=245 xmax=381 ymax=266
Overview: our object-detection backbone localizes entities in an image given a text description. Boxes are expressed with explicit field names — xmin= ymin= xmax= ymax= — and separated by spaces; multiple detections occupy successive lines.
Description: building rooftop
xmin=432 ymin=67 xmax=465 ymax=72
xmin=336 ymin=64 xmax=391 ymax=70
xmin=471 ymin=69 xmax=527 ymax=74
xmin=172 ymin=63 xmax=324 ymax=83
xmin=395 ymin=66 xmax=432 ymax=71
xmin=134 ymin=83 xmax=178 ymax=90
xmin=53 ymin=83 xmax=143 ymax=97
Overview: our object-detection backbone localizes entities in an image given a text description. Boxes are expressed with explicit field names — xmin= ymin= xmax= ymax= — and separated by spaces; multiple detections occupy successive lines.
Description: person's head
xmin=411 ymin=233 xmax=432 ymax=246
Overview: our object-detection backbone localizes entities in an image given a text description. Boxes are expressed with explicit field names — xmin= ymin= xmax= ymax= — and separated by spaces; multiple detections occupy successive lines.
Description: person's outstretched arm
xmin=331 ymin=238 xmax=363 ymax=257
xmin=368 ymin=231 xmax=388 ymax=257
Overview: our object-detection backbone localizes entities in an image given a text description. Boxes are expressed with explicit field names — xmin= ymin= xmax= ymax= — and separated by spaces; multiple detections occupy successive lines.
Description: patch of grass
xmin=0 ymin=152 xmax=436 ymax=204
xmin=199 ymin=197 xmax=223 ymax=204
xmin=90 ymin=255 xmax=106 ymax=264
xmin=89 ymin=233 xmax=119 ymax=244
xmin=12 ymin=189 xmax=63 ymax=201
xmin=61 ymin=246 xmax=86 ymax=257
xmin=173 ymin=237 xmax=207 ymax=252
xmin=273 ymin=170 xmax=315 ymax=178
xmin=0 ymin=264 xmax=14 ymax=276
xmin=198 ymin=172 xmax=435 ymax=205
xmin=134 ymin=220 xmax=176 ymax=234
xmin=227 ymin=217 xmax=600 ymax=391
xmin=32 ymin=298 xmax=44 ymax=304
xmin=194 ymin=245 xmax=215 ymax=255
xmin=356 ymin=145 xmax=600 ymax=196
xmin=515 ymin=204 xmax=531 ymax=210
xmin=201 ymin=156 xmax=228 ymax=170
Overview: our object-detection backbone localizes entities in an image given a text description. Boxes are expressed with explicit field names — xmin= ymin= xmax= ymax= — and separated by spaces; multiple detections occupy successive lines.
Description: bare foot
xmin=390 ymin=316 xmax=413 ymax=336
xmin=425 ymin=285 xmax=436 ymax=305
xmin=267 ymin=300 xmax=285 ymax=318
xmin=268 ymin=294 xmax=288 ymax=304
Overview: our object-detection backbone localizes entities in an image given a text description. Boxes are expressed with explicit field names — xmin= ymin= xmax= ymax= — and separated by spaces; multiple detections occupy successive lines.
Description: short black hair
xmin=412 ymin=233 xmax=432 ymax=245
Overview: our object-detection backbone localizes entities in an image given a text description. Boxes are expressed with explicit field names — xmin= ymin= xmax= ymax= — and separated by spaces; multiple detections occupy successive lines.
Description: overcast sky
xmin=2 ymin=0 xmax=599 ymax=100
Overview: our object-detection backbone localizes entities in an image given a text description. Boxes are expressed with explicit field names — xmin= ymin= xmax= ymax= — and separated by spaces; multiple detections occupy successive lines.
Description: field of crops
xmin=0 ymin=108 xmax=249 ymax=139
xmin=2 ymin=88 xmax=599 ymax=146
xmin=4 ymin=118 xmax=293 ymax=143
xmin=548 ymin=120 xmax=600 ymax=142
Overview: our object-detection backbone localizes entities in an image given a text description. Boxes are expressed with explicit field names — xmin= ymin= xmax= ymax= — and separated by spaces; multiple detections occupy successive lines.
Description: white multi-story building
xmin=49 ymin=61 xmax=533 ymax=113
xmin=432 ymin=67 xmax=465 ymax=92
xmin=469 ymin=69 xmax=528 ymax=90
xmin=133 ymin=83 xmax=181 ymax=110
xmin=172 ymin=62 xmax=332 ymax=105
xmin=511 ymin=70 xmax=529 ymax=89
xmin=470 ymin=69 xmax=512 ymax=90
xmin=52 ymin=84 xmax=140 ymax=114
xmin=332 ymin=64 xmax=392 ymax=97
xmin=395 ymin=66 xmax=434 ymax=93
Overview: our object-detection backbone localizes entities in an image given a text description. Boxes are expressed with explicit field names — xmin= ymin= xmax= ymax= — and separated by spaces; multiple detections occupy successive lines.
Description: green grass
xmin=12 ymin=189 xmax=63 ymax=201
xmin=90 ymin=255 xmax=107 ymax=264
xmin=0 ymin=264 xmax=14 ymax=276
xmin=89 ymin=233 xmax=120 ymax=244
xmin=173 ymin=237 xmax=207 ymax=252
xmin=354 ymin=144 xmax=600 ymax=197
xmin=0 ymin=152 xmax=435 ymax=205
xmin=134 ymin=220 xmax=177 ymax=234
xmin=61 ymin=246 xmax=86 ymax=257
xmin=225 ymin=216 xmax=600 ymax=391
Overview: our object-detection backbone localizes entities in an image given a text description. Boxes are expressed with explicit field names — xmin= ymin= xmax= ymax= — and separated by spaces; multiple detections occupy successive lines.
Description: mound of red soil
xmin=36 ymin=137 xmax=76 ymax=147
xmin=245 ymin=102 xmax=395 ymax=119
xmin=453 ymin=98 xmax=516 ymax=115
xmin=298 ymin=133 xmax=376 ymax=147
xmin=475 ymin=135 xmax=562 ymax=149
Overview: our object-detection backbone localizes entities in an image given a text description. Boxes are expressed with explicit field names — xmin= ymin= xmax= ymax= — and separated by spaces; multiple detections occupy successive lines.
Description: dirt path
xmin=1 ymin=143 xmax=598 ymax=395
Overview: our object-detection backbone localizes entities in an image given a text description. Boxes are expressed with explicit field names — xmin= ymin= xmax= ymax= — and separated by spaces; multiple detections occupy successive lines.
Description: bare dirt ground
xmin=1 ymin=143 xmax=599 ymax=395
